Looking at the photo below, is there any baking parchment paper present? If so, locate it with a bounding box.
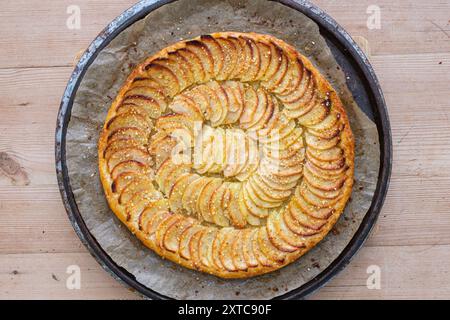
[66,0,380,299]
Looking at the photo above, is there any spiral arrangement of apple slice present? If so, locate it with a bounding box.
[98,32,354,278]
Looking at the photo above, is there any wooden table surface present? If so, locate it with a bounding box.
[1,0,449,300]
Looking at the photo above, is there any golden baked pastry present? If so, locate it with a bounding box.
[98,32,354,278]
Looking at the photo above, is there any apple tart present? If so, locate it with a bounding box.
[98,32,354,278]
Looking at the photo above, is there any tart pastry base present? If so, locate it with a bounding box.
[98,32,354,278]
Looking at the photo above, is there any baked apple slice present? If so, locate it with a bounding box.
[231,230,248,271]
[215,37,238,80]
[266,211,298,252]
[163,217,197,253]
[198,227,218,268]
[184,40,215,81]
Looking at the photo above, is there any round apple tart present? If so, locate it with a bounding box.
[98,32,354,278]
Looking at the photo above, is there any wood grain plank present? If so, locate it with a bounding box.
[1,0,449,69]
[1,0,449,299]
[2,244,449,299]
[0,252,137,299]
[312,244,450,299]
[0,0,136,69]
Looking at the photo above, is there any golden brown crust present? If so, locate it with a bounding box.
[98,32,354,279]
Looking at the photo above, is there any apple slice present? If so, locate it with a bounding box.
[123,86,167,116]
[271,55,300,94]
[261,117,296,144]
[261,41,282,82]
[151,58,189,92]
[211,228,227,270]
[241,229,259,267]
[247,90,275,132]
[306,152,345,171]
[198,227,218,268]
[182,176,212,216]
[129,77,162,91]
[189,227,206,269]
[224,183,247,228]
[199,84,222,125]
[277,66,309,103]
[300,183,341,208]
[138,198,169,229]
[200,35,224,78]
[185,40,214,82]
[145,63,180,97]
[282,206,319,237]
[241,88,267,130]
[305,159,348,182]
[282,71,314,106]
[163,217,196,253]
[184,87,210,115]
[219,228,238,272]
[107,147,151,172]
[307,146,343,162]
[242,183,270,216]
[167,51,195,86]
[176,48,206,83]
[252,173,292,201]
[257,168,297,192]
[126,190,163,228]
[297,100,330,126]
[231,230,248,271]
[295,185,337,218]
[111,172,140,194]
[179,225,204,260]
[261,47,288,91]
[229,36,250,80]
[119,176,155,205]
[222,82,244,124]
[235,136,259,181]
[162,160,191,193]
[155,214,183,250]
[169,95,203,121]
[197,178,222,223]
[140,210,171,238]
[116,103,156,121]
[288,196,327,230]
[284,92,318,120]
[303,162,347,189]
[215,37,238,80]
[240,37,261,82]
[266,211,298,252]
[307,121,344,140]
[107,127,148,146]
[305,132,340,150]
[240,86,258,125]
[155,113,195,135]
[168,173,199,213]
[206,81,228,126]
[155,158,190,194]
[237,189,262,226]
[309,113,341,134]
[257,227,286,263]
[148,134,178,168]
[111,160,149,180]
[104,139,146,160]
[255,41,271,80]
[277,68,314,104]
[247,176,284,206]
[209,183,231,227]
[275,209,306,248]
[106,111,150,133]
[223,129,244,177]
[275,57,303,96]
[250,228,276,267]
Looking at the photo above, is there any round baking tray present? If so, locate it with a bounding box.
[55,0,392,300]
